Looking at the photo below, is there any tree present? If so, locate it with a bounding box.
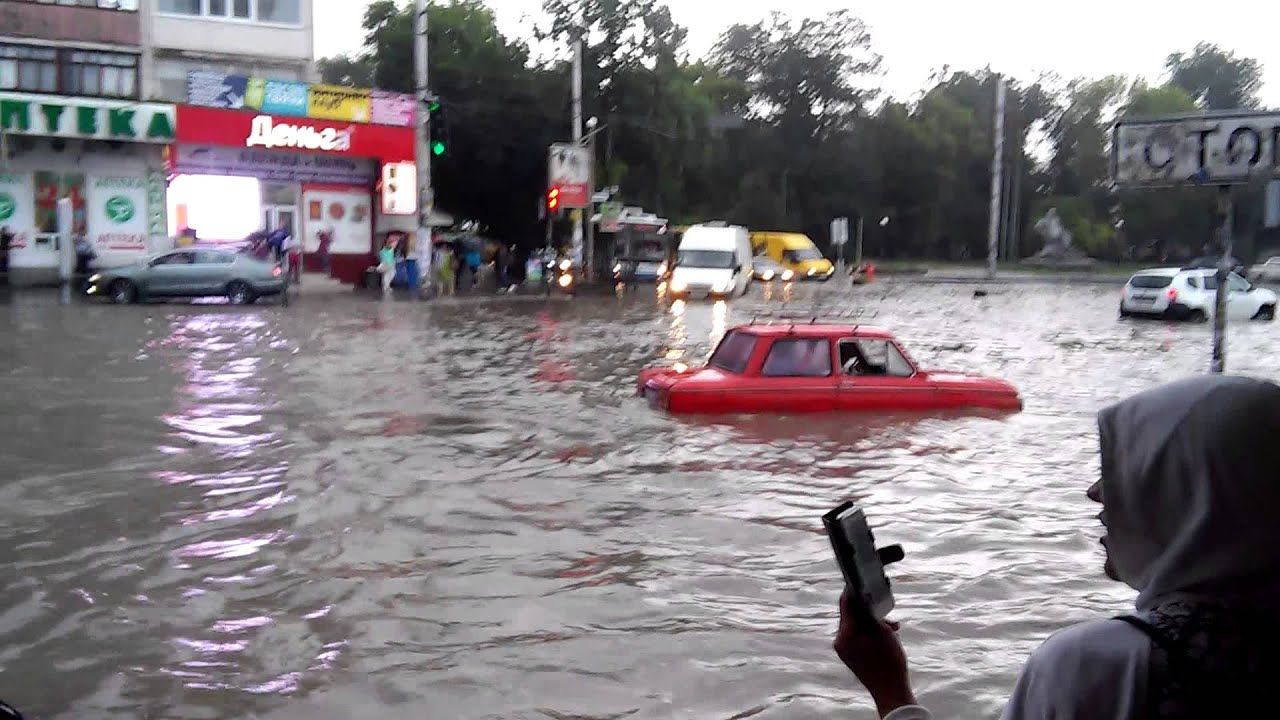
[1166,43,1263,110]
[320,1,564,246]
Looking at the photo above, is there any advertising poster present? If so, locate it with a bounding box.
[34,172,85,236]
[0,173,34,249]
[370,91,415,127]
[308,84,372,123]
[186,71,250,109]
[88,176,148,252]
[249,79,310,117]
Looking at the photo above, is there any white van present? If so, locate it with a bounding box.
[669,223,753,298]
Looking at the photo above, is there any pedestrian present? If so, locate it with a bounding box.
[465,243,482,291]
[284,230,303,283]
[378,236,397,296]
[2,225,15,277]
[317,228,333,273]
[436,243,455,297]
[74,235,96,276]
[268,225,289,262]
[832,375,1280,720]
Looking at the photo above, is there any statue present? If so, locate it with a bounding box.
[1023,207,1096,268]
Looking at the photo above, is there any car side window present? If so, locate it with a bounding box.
[1228,274,1250,292]
[196,251,234,265]
[761,339,831,377]
[1187,276,1200,289]
[846,340,914,378]
[153,252,195,266]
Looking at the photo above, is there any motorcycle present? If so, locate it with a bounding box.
[546,256,577,295]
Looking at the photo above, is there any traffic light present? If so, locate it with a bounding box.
[427,100,448,157]
[546,186,562,213]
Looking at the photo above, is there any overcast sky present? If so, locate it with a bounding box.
[315,0,1280,107]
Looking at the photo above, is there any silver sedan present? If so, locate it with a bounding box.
[87,249,286,305]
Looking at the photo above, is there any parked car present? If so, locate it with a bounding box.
[1120,267,1277,321]
[1249,256,1280,283]
[86,249,285,305]
[637,323,1022,415]
[752,256,793,282]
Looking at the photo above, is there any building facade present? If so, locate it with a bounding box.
[142,0,315,103]
[0,0,170,285]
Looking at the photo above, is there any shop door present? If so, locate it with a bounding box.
[263,206,297,239]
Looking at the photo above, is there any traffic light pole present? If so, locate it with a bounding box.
[414,0,434,250]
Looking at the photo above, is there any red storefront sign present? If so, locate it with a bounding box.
[175,105,415,163]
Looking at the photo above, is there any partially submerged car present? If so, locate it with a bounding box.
[638,323,1022,415]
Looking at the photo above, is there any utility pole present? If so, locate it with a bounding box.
[570,31,585,274]
[1211,187,1233,374]
[413,0,434,249]
[987,77,1005,280]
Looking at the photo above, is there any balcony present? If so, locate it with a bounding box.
[0,0,142,47]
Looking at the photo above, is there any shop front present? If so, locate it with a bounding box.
[0,92,174,285]
[171,105,416,285]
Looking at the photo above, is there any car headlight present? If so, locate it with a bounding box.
[613,263,623,274]
[671,278,687,292]
[782,270,794,281]
[808,267,817,276]
[559,259,572,272]
[761,270,775,281]
[88,273,102,283]
[558,273,574,288]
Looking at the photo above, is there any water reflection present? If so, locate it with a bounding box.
[5,285,1280,719]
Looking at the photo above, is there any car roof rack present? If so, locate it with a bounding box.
[747,310,867,326]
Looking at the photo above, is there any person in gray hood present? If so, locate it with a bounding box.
[834,375,1280,719]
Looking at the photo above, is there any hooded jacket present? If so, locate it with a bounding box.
[1001,375,1280,719]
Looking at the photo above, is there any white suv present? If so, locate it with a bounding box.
[1120,267,1277,322]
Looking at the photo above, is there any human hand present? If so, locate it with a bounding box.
[833,589,916,718]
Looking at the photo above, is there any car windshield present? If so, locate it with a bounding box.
[708,331,757,374]
[678,250,736,269]
[783,247,823,262]
[1129,274,1173,289]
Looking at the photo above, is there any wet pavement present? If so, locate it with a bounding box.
[2,281,1278,719]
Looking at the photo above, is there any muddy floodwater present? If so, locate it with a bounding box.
[2,282,1278,719]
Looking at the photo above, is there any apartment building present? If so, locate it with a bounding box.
[0,0,172,284]
[144,0,315,102]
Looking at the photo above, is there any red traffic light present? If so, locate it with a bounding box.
[546,186,561,211]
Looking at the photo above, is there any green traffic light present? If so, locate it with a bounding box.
[432,141,446,156]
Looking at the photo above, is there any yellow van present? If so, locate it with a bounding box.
[750,232,835,280]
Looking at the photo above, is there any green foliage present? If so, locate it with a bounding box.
[318,7,1269,261]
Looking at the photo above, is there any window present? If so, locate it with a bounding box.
[1129,274,1174,289]
[677,250,736,269]
[197,251,235,264]
[841,339,914,378]
[0,45,57,93]
[761,339,831,378]
[708,331,757,374]
[159,0,200,12]
[63,51,138,98]
[153,252,195,266]
[1229,274,1251,292]
[158,0,300,23]
[783,247,824,263]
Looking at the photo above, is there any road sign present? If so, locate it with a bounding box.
[1113,112,1280,188]
[548,143,590,208]
[830,217,849,246]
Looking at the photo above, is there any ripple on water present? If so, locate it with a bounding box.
[1,285,1277,719]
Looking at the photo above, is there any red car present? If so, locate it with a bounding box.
[637,324,1022,414]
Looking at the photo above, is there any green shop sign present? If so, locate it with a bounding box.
[0,92,175,144]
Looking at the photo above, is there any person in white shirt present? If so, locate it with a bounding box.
[833,375,1280,720]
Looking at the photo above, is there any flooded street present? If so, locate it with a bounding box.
[3,282,1278,719]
